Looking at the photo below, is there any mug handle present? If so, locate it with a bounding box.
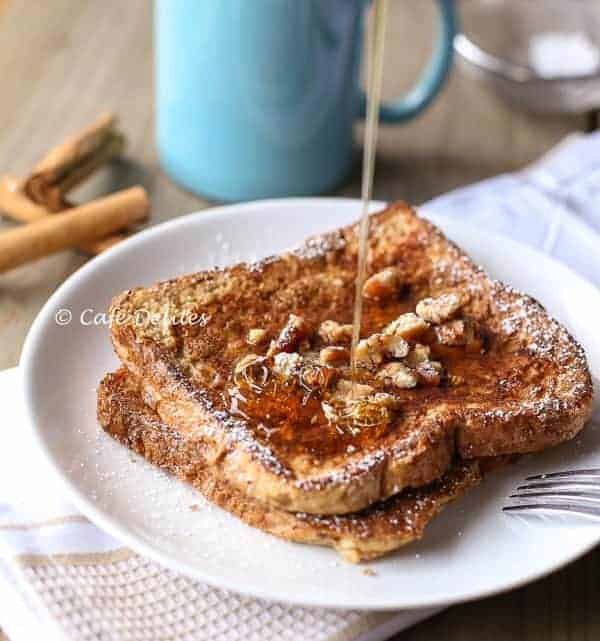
[358,0,457,123]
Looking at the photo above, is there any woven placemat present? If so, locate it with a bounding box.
[9,546,397,641]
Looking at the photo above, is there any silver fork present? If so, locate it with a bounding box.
[503,468,600,518]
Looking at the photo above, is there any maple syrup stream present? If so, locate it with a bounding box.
[350,0,389,387]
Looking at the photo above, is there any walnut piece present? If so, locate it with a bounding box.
[416,293,462,324]
[318,320,353,345]
[434,319,472,346]
[355,334,387,369]
[383,313,429,340]
[405,343,431,366]
[362,267,402,301]
[377,362,417,389]
[319,346,349,366]
[272,352,301,377]
[267,314,312,356]
[416,360,443,386]
[435,318,485,352]
[355,331,410,369]
[385,334,410,359]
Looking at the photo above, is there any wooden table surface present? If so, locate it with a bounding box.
[0,1,598,639]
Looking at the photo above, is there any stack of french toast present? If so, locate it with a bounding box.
[97,203,593,562]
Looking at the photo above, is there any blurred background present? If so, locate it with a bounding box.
[0,0,598,368]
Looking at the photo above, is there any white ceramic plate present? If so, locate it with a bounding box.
[21,198,600,611]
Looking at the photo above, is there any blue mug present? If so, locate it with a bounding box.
[155,0,456,202]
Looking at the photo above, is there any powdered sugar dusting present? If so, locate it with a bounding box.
[109,205,593,513]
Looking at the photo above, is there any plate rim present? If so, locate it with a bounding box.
[20,197,600,611]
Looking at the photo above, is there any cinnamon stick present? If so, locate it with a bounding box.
[0,186,148,274]
[0,174,124,254]
[24,111,125,211]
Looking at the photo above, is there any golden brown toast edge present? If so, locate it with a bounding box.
[108,202,594,516]
[97,369,483,563]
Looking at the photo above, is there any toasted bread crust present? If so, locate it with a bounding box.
[98,369,482,562]
[109,203,593,515]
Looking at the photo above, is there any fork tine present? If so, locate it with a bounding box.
[503,503,600,518]
[517,480,600,491]
[506,462,600,519]
[525,468,600,481]
[509,490,600,501]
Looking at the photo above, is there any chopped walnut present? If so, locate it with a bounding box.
[355,334,387,369]
[246,328,268,346]
[435,319,473,346]
[355,332,409,369]
[377,362,417,389]
[385,334,409,359]
[377,362,403,380]
[405,343,431,366]
[272,352,302,377]
[319,346,349,366]
[435,318,485,352]
[362,267,402,301]
[416,361,443,386]
[318,320,353,345]
[416,293,462,324]
[267,314,312,356]
[383,313,429,340]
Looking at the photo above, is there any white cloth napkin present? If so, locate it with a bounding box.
[1,131,599,641]
[422,132,600,287]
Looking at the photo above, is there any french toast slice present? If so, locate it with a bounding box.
[109,202,593,516]
[98,369,483,563]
